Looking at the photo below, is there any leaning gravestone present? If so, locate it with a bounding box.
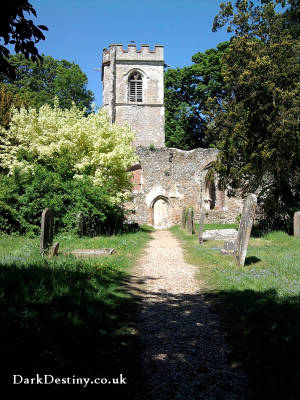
[198,209,206,244]
[40,208,54,254]
[293,211,300,238]
[234,194,257,266]
[181,206,186,229]
[186,207,195,234]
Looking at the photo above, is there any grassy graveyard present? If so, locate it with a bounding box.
[0,227,153,398]
[0,222,299,399]
[171,223,300,400]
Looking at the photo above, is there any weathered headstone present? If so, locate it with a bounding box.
[49,242,59,257]
[77,212,86,237]
[186,207,195,234]
[220,240,235,255]
[181,206,186,229]
[40,208,54,254]
[293,211,300,237]
[198,209,206,244]
[234,194,257,266]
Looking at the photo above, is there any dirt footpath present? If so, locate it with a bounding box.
[130,230,250,400]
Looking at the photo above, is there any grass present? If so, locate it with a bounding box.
[0,227,153,399]
[171,223,300,400]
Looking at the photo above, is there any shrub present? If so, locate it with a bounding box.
[0,165,125,235]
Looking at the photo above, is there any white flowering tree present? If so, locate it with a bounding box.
[0,101,137,203]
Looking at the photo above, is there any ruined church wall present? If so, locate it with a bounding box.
[125,147,215,226]
[125,147,244,227]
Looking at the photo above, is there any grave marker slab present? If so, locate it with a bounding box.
[202,229,237,241]
[77,212,86,237]
[234,194,257,266]
[186,208,195,234]
[49,242,59,257]
[181,207,186,229]
[40,208,54,254]
[293,211,300,238]
[71,248,115,257]
[198,210,206,244]
[220,240,235,255]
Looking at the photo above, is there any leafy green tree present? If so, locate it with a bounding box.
[0,54,94,112]
[0,84,28,173]
[0,0,48,78]
[0,83,27,129]
[164,42,229,150]
[208,0,300,230]
[0,101,137,204]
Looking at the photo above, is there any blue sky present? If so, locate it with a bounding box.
[29,0,231,107]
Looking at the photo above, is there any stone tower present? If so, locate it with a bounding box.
[102,43,165,147]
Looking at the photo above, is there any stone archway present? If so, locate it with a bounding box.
[152,196,169,229]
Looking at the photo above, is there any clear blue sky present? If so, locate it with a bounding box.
[30,0,231,107]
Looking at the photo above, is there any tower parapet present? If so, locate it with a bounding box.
[102,43,165,147]
[103,44,164,62]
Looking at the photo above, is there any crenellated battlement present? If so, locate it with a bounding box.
[102,43,164,62]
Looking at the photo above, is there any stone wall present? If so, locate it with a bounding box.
[115,105,164,147]
[125,146,243,228]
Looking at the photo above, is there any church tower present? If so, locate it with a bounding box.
[102,43,165,147]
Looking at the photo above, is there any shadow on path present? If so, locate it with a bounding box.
[0,261,298,399]
[128,274,251,400]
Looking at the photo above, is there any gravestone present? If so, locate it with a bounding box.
[220,240,235,255]
[234,194,257,266]
[71,248,115,257]
[186,208,195,234]
[198,209,206,244]
[293,211,300,237]
[181,206,186,229]
[202,229,238,241]
[77,212,86,237]
[40,208,54,254]
[49,242,59,257]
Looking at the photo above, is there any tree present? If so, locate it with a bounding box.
[0,101,137,204]
[0,83,27,129]
[0,0,48,79]
[208,0,300,230]
[0,54,94,112]
[164,42,229,150]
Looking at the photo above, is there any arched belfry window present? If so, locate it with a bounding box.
[128,72,143,103]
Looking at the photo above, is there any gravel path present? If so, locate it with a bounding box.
[130,230,250,400]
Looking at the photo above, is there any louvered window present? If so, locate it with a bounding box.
[129,72,143,102]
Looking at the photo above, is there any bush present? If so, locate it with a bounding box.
[0,165,125,235]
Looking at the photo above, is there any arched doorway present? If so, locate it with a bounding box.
[204,177,216,210]
[203,168,225,211]
[152,196,169,229]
